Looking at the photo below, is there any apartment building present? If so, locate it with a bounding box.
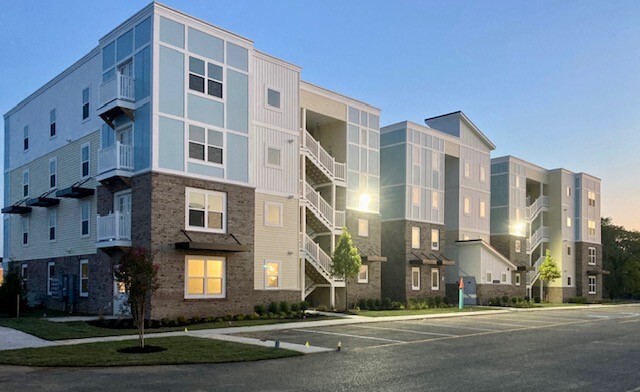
[3,3,382,317]
[490,156,604,302]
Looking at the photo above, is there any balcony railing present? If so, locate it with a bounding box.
[525,195,549,221]
[98,142,134,175]
[303,234,332,277]
[526,226,549,252]
[304,130,346,182]
[100,74,135,106]
[335,210,345,229]
[97,211,131,243]
[304,181,334,228]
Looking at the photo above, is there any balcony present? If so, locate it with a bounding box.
[96,142,134,185]
[525,195,549,221]
[303,130,346,184]
[98,74,135,128]
[526,226,549,253]
[96,212,131,248]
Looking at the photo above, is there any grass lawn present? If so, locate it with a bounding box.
[355,306,494,317]
[531,302,591,308]
[0,316,332,341]
[0,336,300,367]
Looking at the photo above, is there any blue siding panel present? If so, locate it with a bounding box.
[187,94,223,127]
[187,162,224,178]
[158,116,184,171]
[226,134,248,183]
[188,27,223,63]
[226,70,248,133]
[159,16,184,48]
[134,46,151,101]
[159,46,184,117]
[134,103,151,171]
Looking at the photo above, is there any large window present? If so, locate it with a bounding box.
[431,229,440,250]
[82,88,90,120]
[588,220,596,236]
[588,191,596,207]
[266,87,281,110]
[479,165,486,182]
[188,56,223,99]
[79,259,89,297]
[81,143,90,178]
[49,157,57,189]
[412,186,420,206]
[358,265,369,284]
[566,217,572,228]
[588,247,596,265]
[411,267,420,290]
[479,200,486,219]
[432,192,438,208]
[265,261,280,288]
[185,256,225,298]
[186,188,226,232]
[588,276,596,294]
[47,262,56,296]
[411,226,420,249]
[431,268,439,290]
[50,109,56,138]
[188,125,223,165]
[48,209,57,242]
[81,201,90,237]
[358,219,369,237]
[264,202,282,227]
[22,170,29,197]
[464,161,471,179]
[464,197,471,215]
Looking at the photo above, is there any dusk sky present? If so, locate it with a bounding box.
[1,0,639,230]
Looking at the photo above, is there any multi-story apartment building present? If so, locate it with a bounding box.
[490,156,604,301]
[2,3,382,317]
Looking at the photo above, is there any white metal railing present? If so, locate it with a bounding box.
[304,182,334,228]
[526,195,549,221]
[527,226,549,252]
[97,212,131,242]
[100,74,135,106]
[335,210,345,229]
[304,130,346,182]
[98,142,134,174]
[304,234,332,276]
[527,255,545,285]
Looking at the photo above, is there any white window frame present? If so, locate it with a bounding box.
[22,217,29,246]
[187,124,224,166]
[501,273,507,283]
[23,125,29,151]
[588,276,596,294]
[566,186,572,197]
[264,260,280,289]
[464,197,471,215]
[82,87,91,121]
[411,226,420,249]
[264,201,283,227]
[184,256,226,299]
[22,169,29,198]
[21,263,28,286]
[588,220,596,236]
[567,276,572,286]
[411,267,420,291]
[81,201,91,237]
[515,240,521,253]
[430,268,439,291]
[265,145,282,169]
[358,218,369,237]
[486,271,493,283]
[265,85,282,112]
[431,228,439,250]
[464,160,471,179]
[479,165,486,182]
[81,142,91,178]
[47,261,55,296]
[566,217,572,228]
[588,247,596,265]
[432,191,438,208]
[49,157,58,190]
[79,259,89,297]
[48,209,57,242]
[567,245,571,256]
[358,264,369,284]
[185,188,227,233]
[49,108,57,139]
[187,55,224,101]
[479,200,486,219]
[515,273,521,286]
[412,186,420,206]
[588,191,596,207]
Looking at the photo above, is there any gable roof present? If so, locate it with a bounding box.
[425,111,496,150]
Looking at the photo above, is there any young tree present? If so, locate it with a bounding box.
[538,249,561,302]
[114,248,159,348]
[0,271,28,317]
[331,229,361,311]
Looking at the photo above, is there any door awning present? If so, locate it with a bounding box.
[174,242,250,252]
[56,186,95,199]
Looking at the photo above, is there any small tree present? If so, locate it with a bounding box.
[115,248,159,348]
[0,271,28,317]
[538,249,561,302]
[331,229,361,311]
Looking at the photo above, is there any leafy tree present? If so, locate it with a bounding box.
[115,248,159,348]
[538,249,561,302]
[622,256,640,298]
[0,271,28,317]
[331,229,361,310]
[602,217,640,298]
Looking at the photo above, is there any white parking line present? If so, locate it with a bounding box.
[451,319,533,328]
[399,321,501,332]
[291,329,405,343]
[353,325,457,337]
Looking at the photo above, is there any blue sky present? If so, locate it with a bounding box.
[1,0,639,230]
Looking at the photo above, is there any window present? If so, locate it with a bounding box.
[266,87,281,110]
[79,259,89,297]
[411,227,420,249]
[567,246,571,256]
[515,240,521,253]
[431,229,439,250]
[567,276,572,286]
[265,261,280,288]
[189,56,223,98]
[47,262,56,296]
[566,217,572,228]
[23,126,29,151]
[411,267,420,290]
[264,202,282,227]
[186,188,226,232]
[49,109,56,138]
[21,264,28,287]
[81,143,90,178]
[501,273,507,283]
[185,256,225,298]
[358,219,369,237]
[588,220,596,236]
[22,217,29,246]
[588,247,596,265]
[479,200,486,218]
[431,268,439,290]
[48,209,57,242]
[432,192,438,208]
[464,161,471,179]
[515,176,520,188]
[358,265,369,283]
[566,186,572,197]
[486,272,493,283]
[266,146,281,168]
[515,273,521,286]
[412,186,420,205]
[49,157,57,189]
[479,165,486,182]
[22,170,29,198]
[81,201,90,236]
[588,191,596,207]
[588,276,596,294]
[82,88,90,120]
[188,125,223,165]
[464,197,471,215]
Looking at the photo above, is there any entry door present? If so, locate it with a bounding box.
[463,277,477,305]
[113,266,131,316]
[115,192,131,239]
[116,125,132,146]
[118,60,133,77]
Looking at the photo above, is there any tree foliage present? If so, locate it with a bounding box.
[0,272,28,317]
[603,217,640,298]
[331,229,362,280]
[114,248,159,348]
[539,249,561,284]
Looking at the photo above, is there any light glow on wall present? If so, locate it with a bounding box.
[359,193,371,211]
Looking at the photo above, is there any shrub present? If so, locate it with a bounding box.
[316,304,328,312]
[191,316,202,324]
[426,297,436,309]
[234,314,245,321]
[382,297,392,310]
[358,298,368,310]
[279,301,290,314]
[254,304,266,315]
[203,317,216,323]
[501,295,510,305]
[160,318,172,327]
[374,299,382,310]
[366,298,376,310]
[434,296,443,307]
[534,296,541,303]
[223,314,235,321]
[568,296,587,304]
[176,316,187,325]
[268,302,279,314]
[300,301,310,311]
[391,301,404,310]
[290,302,300,312]
[0,272,28,317]
[493,297,502,306]
[248,313,260,320]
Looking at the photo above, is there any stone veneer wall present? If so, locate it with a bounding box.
[490,234,529,267]
[346,210,383,303]
[575,242,603,301]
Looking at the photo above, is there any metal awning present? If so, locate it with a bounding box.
[1,205,32,214]
[56,186,95,199]
[26,196,60,208]
[409,252,455,266]
[362,255,387,262]
[175,242,250,252]
[587,268,611,275]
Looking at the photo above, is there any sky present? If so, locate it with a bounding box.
[1,0,639,231]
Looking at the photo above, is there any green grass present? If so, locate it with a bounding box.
[531,302,590,308]
[0,316,332,341]
[0,336,300,367]
[355,306,493,317]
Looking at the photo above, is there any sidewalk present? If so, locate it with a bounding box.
[2,303,636,353]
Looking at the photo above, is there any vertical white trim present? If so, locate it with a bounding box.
[411,266,420,290]
[79,259,89,297]
[430,268,439,290]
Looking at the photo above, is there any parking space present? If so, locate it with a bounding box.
[234,305,640,352]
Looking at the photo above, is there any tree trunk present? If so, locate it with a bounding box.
[139,301,145,348]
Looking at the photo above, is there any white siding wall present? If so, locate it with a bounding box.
[252,54,299,132]
[576,174,601,244]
